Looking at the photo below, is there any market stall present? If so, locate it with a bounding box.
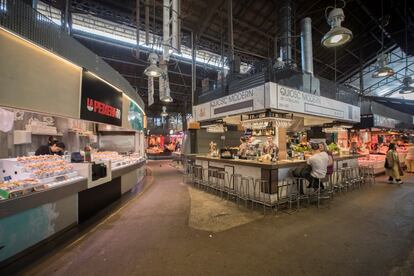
[0,26,146,265]
[192,83,361,200]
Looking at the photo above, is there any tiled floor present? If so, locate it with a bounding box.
[9,161,414,275]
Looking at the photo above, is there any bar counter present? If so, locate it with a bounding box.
[194,154,363,201]
[195,154,363,169]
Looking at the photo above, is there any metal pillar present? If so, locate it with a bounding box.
[191,31,196,115]
[227,0,234,65]
[135,0,140,57]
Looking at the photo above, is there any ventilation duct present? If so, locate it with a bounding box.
[300,17,313,76]
[300,17,320,95]
[278,0,294,66]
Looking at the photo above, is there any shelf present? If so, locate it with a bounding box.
[31,133,63,136]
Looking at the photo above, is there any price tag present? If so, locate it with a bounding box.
[55,175,68,182]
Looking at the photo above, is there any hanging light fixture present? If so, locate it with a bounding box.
[144,53,163,77]
[321,4,353,48]
[399,77,414,94]
[161,106,168,117]
[372,0,395,78]
[372,53,395,78]
[399,0,414,94]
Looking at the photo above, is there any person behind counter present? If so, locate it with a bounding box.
[263,136,279,157]
[35,141,66,156]
[238,137,248,158]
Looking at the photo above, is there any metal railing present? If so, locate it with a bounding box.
[196,59,360,107]
[0,0,145,109]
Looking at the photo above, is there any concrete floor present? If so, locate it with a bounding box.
[11,161,414,275]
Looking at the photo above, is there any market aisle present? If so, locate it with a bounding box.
[16,161,414,276]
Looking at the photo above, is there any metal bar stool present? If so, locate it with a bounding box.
[254,179,273,215]
[193,165,204,189]
[217,170,229,199]
[183,163,195,185]
[207,168,219,194]
[276,178,293,211]
[239,176,253,209]
[228,174,242,201]
[289,177,310,210]
[308,178,331,209]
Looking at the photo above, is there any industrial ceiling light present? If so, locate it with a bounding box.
[399,77,414,94]
[372,53,395,78]
[398,0,414,95]
[321,6,353,48]
[372,0,395,78]
[144,53,163,78]
[161,106,168,117]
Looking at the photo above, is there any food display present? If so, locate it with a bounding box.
[146,146,164,154]
[0,178,43,199]
[92,151,144,169]
[0,155,80,200]
[358,154,386,174]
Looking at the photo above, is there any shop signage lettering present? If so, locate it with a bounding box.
[211,89,254,108]
[279,86,322,105]
[81,71,123,126]
[276,85,359,122]
[86,98,121,119]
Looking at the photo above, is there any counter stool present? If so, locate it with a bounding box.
[239,176,253,209]
[340,167,353,192]
[289,178,310,210]
[193,165,204,189]
[311,178,331,209]
[217,171,229,199]
[331,170,344,195]
[228,174,242,201]
[276,178,293,211]
[253,179,273,215]
[207,168,219,194]
[362,165,376,186]
[183,163,195,185]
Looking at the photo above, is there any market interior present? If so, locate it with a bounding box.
[1,0,414,275]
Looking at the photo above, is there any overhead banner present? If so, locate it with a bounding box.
[148,77,154,106]
[193,83,360,123]
[275,84,360,122]
[193,85,265,121]
[80,71,123,126]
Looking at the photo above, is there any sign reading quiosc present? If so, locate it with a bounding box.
[80,71,123,126]
[276,85,360,122]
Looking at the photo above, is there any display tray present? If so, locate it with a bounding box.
[0,176,87,219]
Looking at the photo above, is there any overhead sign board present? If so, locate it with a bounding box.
[80,71,123,126]
[193,82,360,123]
[193,85,265,121]
[275,85,360,122]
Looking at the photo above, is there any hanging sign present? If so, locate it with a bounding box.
[193,85,265,121]
[276,85,360,122]
[80,71,123,126]
[148,76,154,106]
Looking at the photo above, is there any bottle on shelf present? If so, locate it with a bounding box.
[84,145,91,162]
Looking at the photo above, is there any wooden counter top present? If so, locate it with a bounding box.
[195,156,306,169]
[195,154,363,169]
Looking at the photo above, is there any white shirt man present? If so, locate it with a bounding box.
[307,150,329,179]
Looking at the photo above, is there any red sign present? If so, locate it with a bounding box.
[86,98,121,119]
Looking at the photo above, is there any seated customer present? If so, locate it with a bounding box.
[305,143,329,190]
[35,141,66,156]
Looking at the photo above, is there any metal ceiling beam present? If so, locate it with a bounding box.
[195,0,224,40]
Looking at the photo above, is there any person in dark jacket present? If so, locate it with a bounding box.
[35,141,66,156]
